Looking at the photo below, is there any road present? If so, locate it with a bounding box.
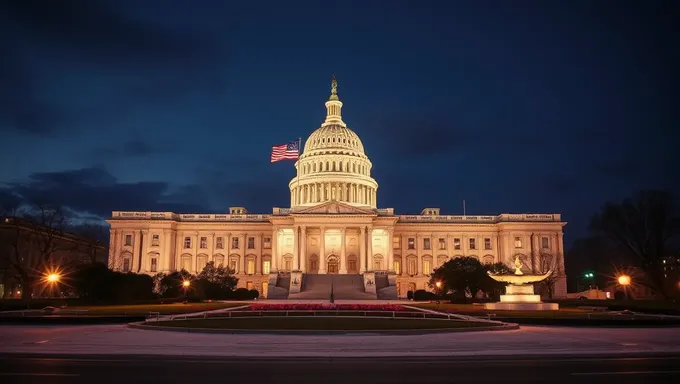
[2,323,680,357]
[1,354,679,383]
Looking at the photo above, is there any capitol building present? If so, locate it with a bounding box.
[107,79,567,299]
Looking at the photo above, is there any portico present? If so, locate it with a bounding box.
[269,201,397,275]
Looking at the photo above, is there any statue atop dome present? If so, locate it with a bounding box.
[329,74,339,100]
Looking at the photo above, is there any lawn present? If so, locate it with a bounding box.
[150,317,496,330]
[63,302,246,316]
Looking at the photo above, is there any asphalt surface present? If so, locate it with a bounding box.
[1,354,679,383]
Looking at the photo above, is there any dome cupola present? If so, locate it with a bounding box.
[289,76,378,209]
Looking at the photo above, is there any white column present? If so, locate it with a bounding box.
[163,229,172,272]
[367,226,374,271]
[319,226,326,274]
[531,232,540,273]
[359,226,366,273]
[339,228,347,274]
[387,228,394,272]
[416,233,422,276]
[193,231,199,273]
[256,232,262,274]
[293,225,299,270]
[300,226,307,272]
[175,231,183,271]
[271,227,278,272]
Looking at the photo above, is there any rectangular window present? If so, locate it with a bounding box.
[484,237,492,250]
[394,260,401,275]
[231,237,239,249]
[438,238,446,250]
[469,238,476,250]
[247,237,255,249]
[124,234,132,246]
[423,259,431,274]
[122,258,131,272]
[247,259,255,274]
[454,238,461,250]
[407,238,415,250]
[246,281,253,290]
[182,257,191,271]
[229,260,237,272]
[263,237,271,249]
[151,234,159,246]
[514,236,523,248]
[216,237,224,249]
[150,258,157,272]
[423,238,431,250]
[184,237,191,248]
[263,260,271,274]
[200,237,207,248]
[393,236,400,249]
[541,236,550,249]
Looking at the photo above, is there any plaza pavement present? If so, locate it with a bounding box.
[2,322,680,357]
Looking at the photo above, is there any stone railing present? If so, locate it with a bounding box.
[272,207,291,215]
[111,211,271,222]
[397,213,561,223]
[375,208,394,216]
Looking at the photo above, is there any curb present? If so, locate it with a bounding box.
[127,320,520,335]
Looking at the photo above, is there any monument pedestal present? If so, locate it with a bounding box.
[484,283,559,311]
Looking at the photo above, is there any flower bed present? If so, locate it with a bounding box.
[249,304,406,311]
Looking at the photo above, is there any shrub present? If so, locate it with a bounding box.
[233,288,251,300]
[248,289,260,300]
[413,289,432,301]
[406,290,414,300]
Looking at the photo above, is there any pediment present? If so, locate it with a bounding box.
[294,201,374,215]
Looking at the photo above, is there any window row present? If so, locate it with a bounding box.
[392,236,552,251]
[122,234,272,249]
[300,159,369,176]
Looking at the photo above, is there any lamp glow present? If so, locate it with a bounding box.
[617,275,631,286]
[47,273,61,283]
[182,280,190,288]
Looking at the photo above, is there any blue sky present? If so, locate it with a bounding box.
[0,0,676,246]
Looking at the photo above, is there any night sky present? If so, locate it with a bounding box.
[1,0,677,247]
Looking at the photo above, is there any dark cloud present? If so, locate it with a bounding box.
[0,0,225,135]
[366,115,481,159]
[91,140,181,159]
[0,167,211,219]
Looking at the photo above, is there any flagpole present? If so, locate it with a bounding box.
[295,137,301,205]
[463,199,466,216]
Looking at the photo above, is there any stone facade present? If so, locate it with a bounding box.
[106,78,568,298]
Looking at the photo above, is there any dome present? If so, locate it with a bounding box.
[289,76,379,210]
[303,123,365,156]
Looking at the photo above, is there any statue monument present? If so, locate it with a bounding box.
[484,255,559,310]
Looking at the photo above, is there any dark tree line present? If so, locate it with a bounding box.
[589,190,679,299]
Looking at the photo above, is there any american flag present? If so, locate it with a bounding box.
[270,139,300,163]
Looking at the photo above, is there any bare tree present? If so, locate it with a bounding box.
[71,223,109,264]
[1,202,73,299]
[534,252,559,299]
[589,190,680,299]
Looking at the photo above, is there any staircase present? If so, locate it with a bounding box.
[375,273,397,300]
[288,274,377,300]
[266,273,290,299]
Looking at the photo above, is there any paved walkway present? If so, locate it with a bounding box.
[2,323,679,357]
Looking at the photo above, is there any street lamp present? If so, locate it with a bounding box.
[182,280,191,288]
[617,274,631,300]
[46,273,61,283]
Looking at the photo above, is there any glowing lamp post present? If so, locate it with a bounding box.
[617,274,631,300]
[182,280,190,299]
[47,273,61,283]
